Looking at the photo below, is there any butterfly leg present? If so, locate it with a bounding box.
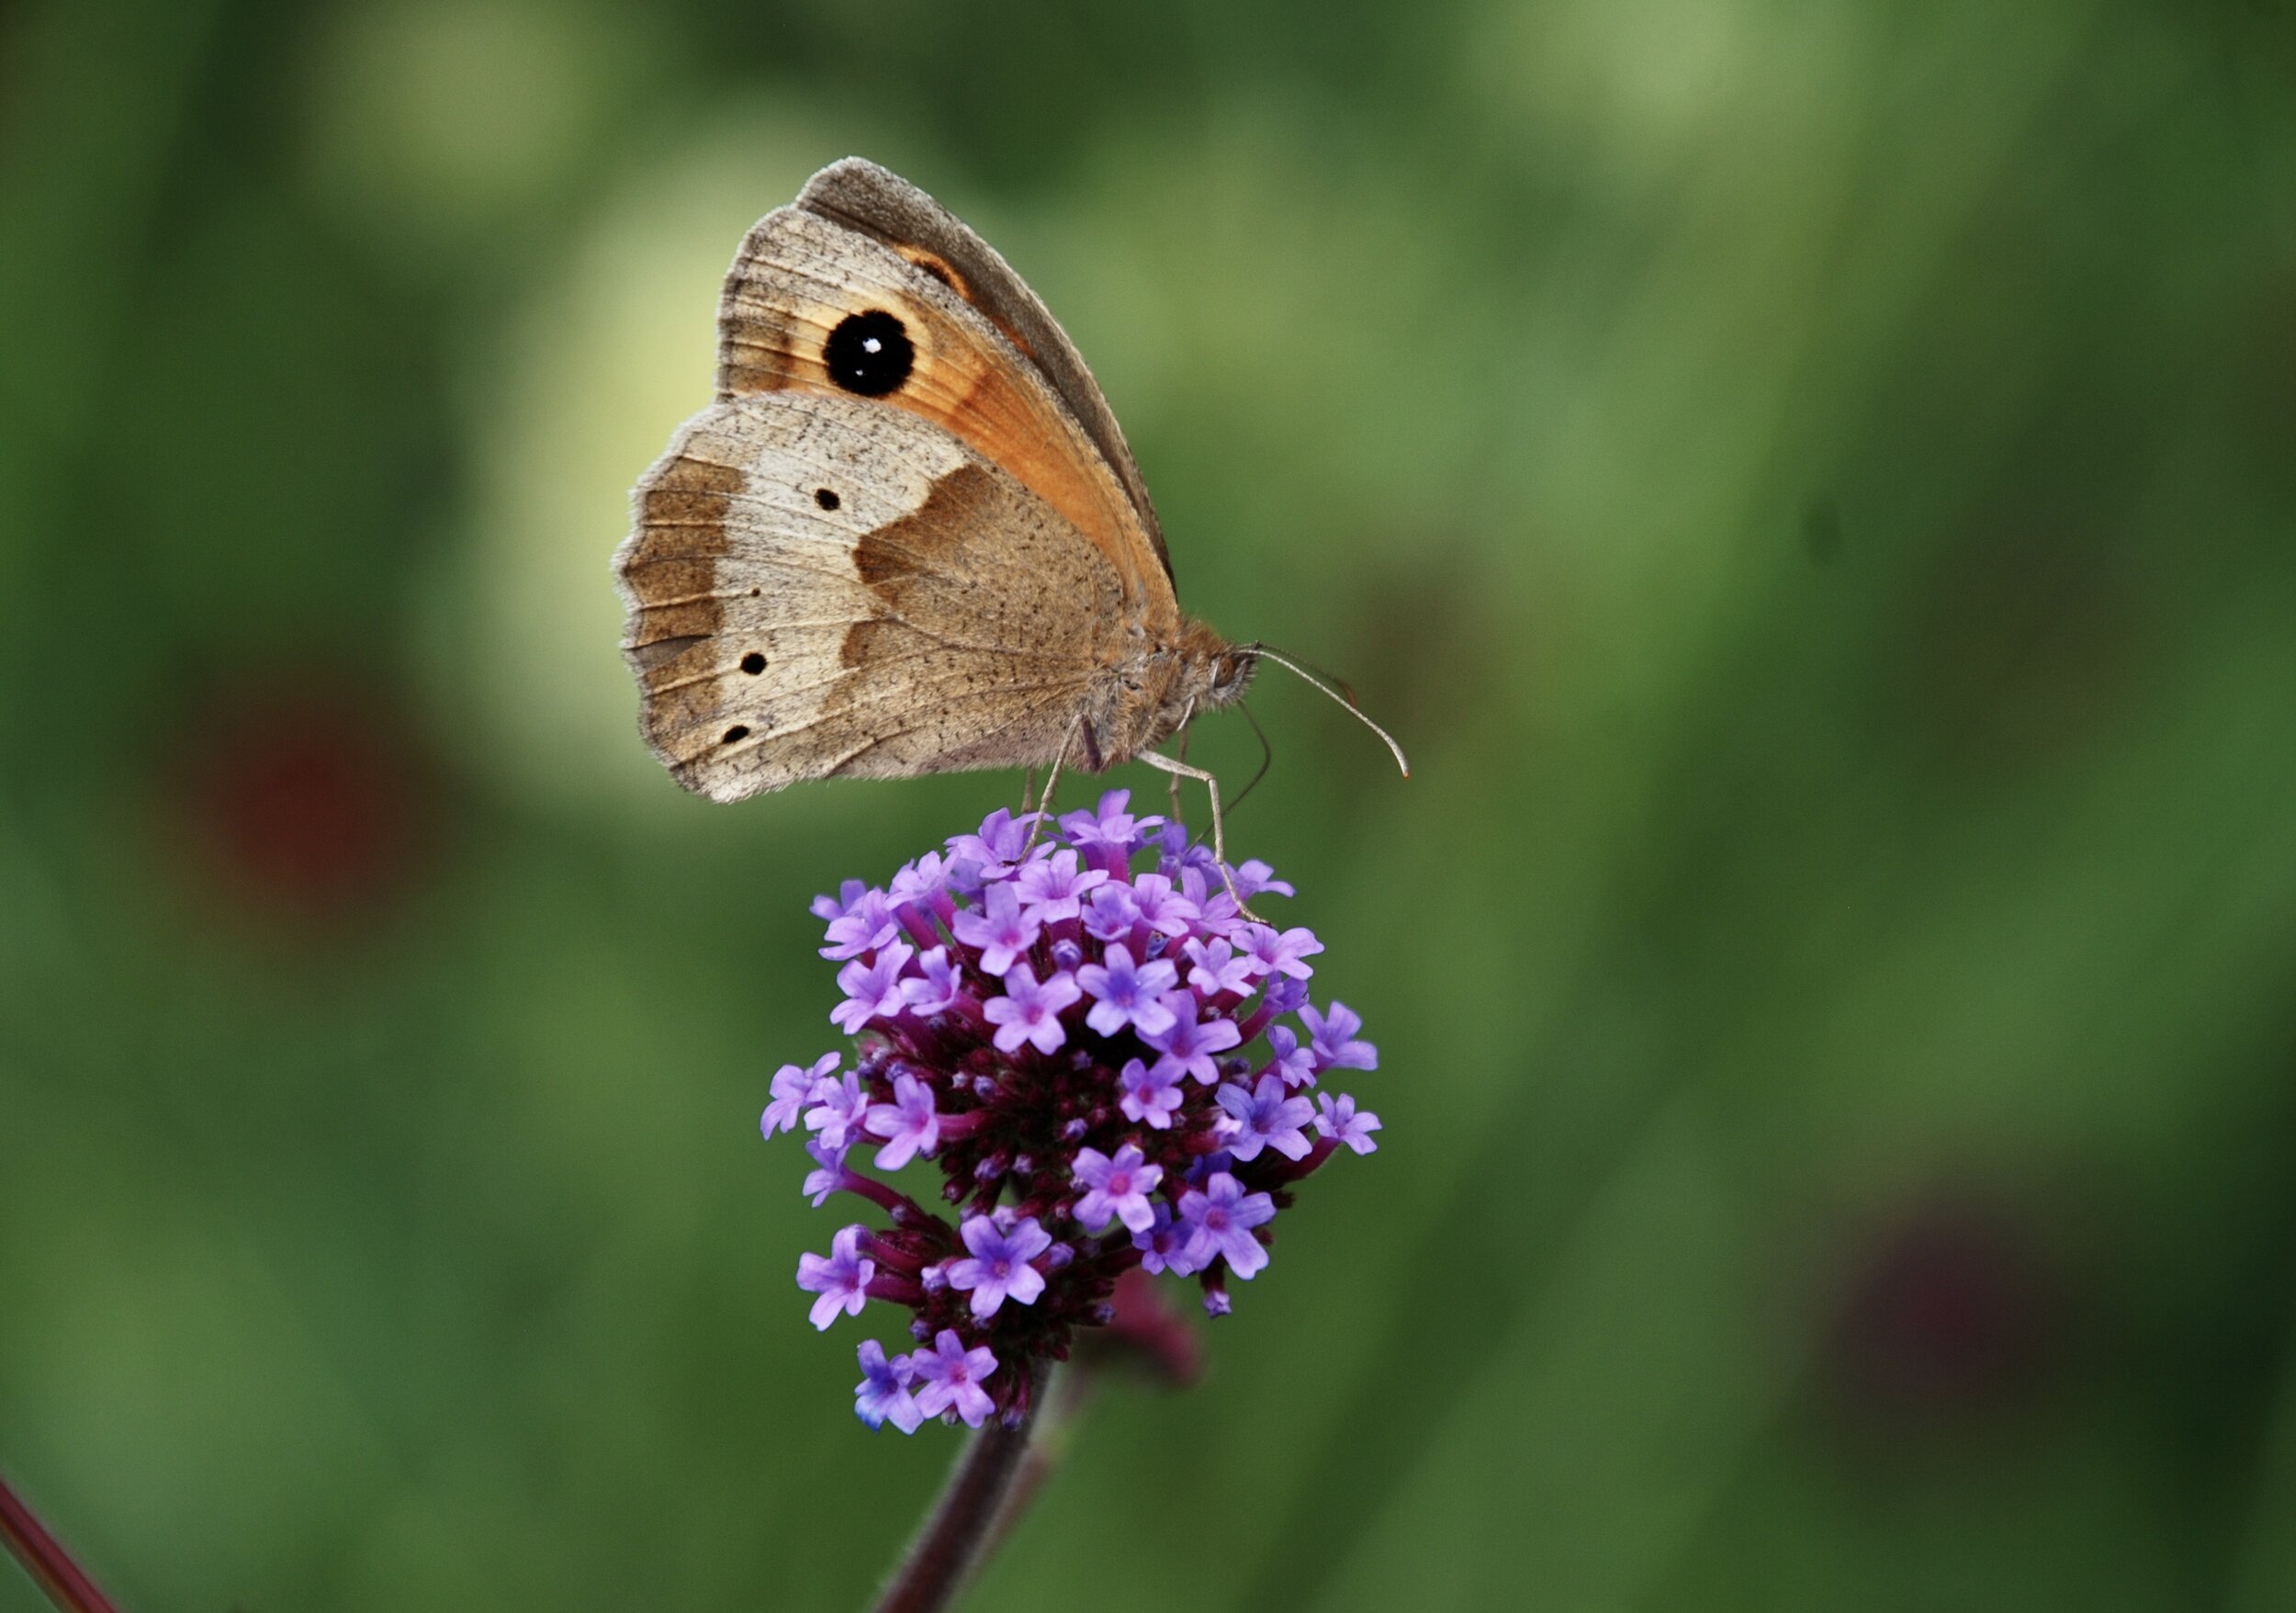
[1167,720,1190,825]
[1023,722,1080,855]
[1135,749,1261,922]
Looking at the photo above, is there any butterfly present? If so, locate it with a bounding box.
[613,158,1402,868]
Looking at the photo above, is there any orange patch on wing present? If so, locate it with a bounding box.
[895,244,970,299]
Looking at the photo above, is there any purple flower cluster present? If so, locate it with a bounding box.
[768,793,1383,1432]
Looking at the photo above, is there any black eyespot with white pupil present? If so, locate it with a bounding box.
[823,310,912,397]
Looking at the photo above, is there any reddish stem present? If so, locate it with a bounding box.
[977,1364,1093,1562]
[871,1360,1051,1613]
[837,1170,945,1233]
[0,1472,119,1613]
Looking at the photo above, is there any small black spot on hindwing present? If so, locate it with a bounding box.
[740,652,767,674]
[815,487,840,511]
[823,310,912,397]
[723,724,750,743]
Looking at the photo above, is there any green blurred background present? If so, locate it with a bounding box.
[6,0,2296,1607]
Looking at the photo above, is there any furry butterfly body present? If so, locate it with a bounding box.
[614,157,1254,803]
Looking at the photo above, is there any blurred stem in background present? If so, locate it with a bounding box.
[0,1473,118,1613]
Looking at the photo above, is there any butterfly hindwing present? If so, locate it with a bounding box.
[614,392,1123,801]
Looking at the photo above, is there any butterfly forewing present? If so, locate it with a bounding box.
[793,158,1171,581]
[715,201,1173,611]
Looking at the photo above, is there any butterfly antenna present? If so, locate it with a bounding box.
[1229,700,1276,813]
[1249,645,1411,778]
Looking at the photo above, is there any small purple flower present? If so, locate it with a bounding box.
[1183,1148,1235,1187]
[1232,859,1295,900]
[1300,1000,1378,1072]
[887,852,952,908]
[801,1139,847,1206]
[804,1072,870,1151]
[1127,873,1201,938]
[1315,1092,1381,1156]
[796,1224,875,1330]
[763,1052,839,1136]
[1079,883,1142,941]
[1265,1024,1316,1088]
[854,1338,922,1433]
[821,886,900,960]
[985,963,1082,1056]
[1061,789,1162,854]
[912,1329,999,1427]
[1215,1074,1314,1162]
[812,878,867,924]
[1263,976,1311,1019]
[1071,1144,1165,1233]
[1075,942,1179,1037]
[832,940,913,1033]
[1115,1055,1185,1129]
[1141,992,1243,1086]
[1012,848,1108,923]
[1183,937,1257,998]
[945,809,1046,880]
[1179,1171,1276,1280]
[1235,923,1322,981]
[1154,821,1220,878]
[946,1213,1052,1318]
[1178,866,1243,937]
[863,1073,940,1169]
[1131,1201,1198,1276]
[951,881,1041,976]
[1061,790,1157,854]
[899,946,963,1015]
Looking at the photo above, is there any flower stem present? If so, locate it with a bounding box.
[977,1360,1093,1561]
[0,1472,120,1613]
[871,1360,1052,1613]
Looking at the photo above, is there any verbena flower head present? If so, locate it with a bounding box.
[767,792,1383,1433]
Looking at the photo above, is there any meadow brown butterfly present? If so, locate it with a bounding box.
[613,158,1403,863]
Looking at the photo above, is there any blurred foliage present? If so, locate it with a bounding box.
[5,0,2296,1608]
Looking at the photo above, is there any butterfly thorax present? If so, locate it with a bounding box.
[1086,617,1255,771]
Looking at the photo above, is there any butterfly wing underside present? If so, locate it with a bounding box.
[614,392,1128,802]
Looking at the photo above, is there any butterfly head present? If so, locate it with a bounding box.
[1204,637,1260,711]
[1168,619,1258,722]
